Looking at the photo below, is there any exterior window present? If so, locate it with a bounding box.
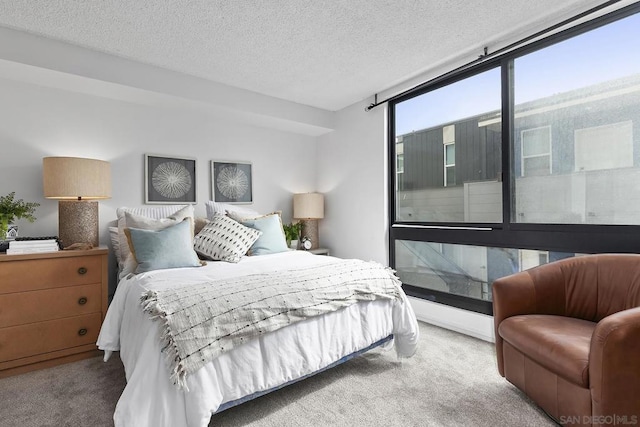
[444,144,455,186]
[519,249,549,271]
[574,121,633,172]
[390,8,640,315]
[512,13,640,226]
[395,240,572,302]
[394,68,502,223]
[521,126,551,177]
[444,125,456,186]
[396,136,405,191]
[397,154,404,173]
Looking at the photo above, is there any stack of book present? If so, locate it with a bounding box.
[6,239,60,255]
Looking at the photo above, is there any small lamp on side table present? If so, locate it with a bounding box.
[293,192,324,250]
[43,157,111,248]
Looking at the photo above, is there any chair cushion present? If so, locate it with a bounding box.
[498,314,595,387]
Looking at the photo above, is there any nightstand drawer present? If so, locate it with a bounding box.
[0,313,101,363]
[0,255,103,294]
[0,284,102,328]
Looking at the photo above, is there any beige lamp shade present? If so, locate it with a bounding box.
[42,157,111,248]
[293,192,324,250]
[43,157,111,200]
[293,193,324,219]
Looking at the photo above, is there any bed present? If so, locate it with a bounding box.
[98,205,419,427]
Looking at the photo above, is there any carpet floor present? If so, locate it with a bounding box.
[0,322,555,427]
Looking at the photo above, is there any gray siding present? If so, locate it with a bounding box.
[399,116,501,190]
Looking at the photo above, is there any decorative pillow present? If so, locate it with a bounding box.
[115,205,189,266]
[205,201,260,221]
[194,216,209,235]
[124,218,202,274]
[116,205,194,273]
[124,210,195,235]
[238,212,289,256]
[194,215,262,262]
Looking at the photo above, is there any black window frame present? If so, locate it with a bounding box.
[388,3,640,315]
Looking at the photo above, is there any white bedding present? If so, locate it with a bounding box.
[97,251,419,427]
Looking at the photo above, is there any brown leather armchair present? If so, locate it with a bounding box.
[492,254,640,427]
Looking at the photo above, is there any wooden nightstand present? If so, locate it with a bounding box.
[0,248,108,378]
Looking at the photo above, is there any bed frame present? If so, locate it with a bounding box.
[213,334,394,414]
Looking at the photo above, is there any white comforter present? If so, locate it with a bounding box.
[97,251,419,427]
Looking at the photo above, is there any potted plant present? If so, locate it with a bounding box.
[283,222,302,249]
[0,192,39,241]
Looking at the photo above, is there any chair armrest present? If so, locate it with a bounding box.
[492,271,536,321]
[492,260,575,376]
[492,271,536,376]
[590,306,640,418]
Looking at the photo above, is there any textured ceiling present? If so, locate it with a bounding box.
[0,0,618,111]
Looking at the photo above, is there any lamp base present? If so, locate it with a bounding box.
[300,219,319,250]
[59,200,99,248]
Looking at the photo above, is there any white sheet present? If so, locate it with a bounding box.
[97,251,419,427]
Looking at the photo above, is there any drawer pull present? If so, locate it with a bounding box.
[78,328,88,336]
[78,267,88,275]
[78,297,88,305]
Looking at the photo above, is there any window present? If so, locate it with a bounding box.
[395,240,573,305]
[394,68,502,223]
[390,6,640,314]
[395,240,491,302]
[512,15,640,226]
[519,249,549,271]
[443,125,456,186]
[521,126,551,177]
[396,136,405,190]
[574,121,633,172]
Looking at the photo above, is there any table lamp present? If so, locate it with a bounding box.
[293,192,324,250]
[43,157,111,248]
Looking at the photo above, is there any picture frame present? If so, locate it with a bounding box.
[211,160,253,204]
[145,154,197,204]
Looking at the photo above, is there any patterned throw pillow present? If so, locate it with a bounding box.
[194,215,262,262]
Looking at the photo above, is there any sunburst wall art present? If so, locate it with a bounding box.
[145,154,196,204]
[211,160,252,204]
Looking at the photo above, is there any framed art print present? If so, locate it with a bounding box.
[211,160,252,204]
[145,154,196,204]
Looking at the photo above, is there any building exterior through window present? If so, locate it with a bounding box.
[389,7,640,313]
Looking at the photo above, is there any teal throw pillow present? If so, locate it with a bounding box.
[240,213,289,255]
[125,218,202,274]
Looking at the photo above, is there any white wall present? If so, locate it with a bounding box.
[0,26,329,253]
[409,297,495,342]
[316,102,388,263]
[0,78,318,235]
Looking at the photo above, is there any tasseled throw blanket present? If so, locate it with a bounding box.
[140,259,402,389]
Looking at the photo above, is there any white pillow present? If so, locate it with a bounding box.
[205,201,260,220]
[116,205,194,277]
[193,215,262,263]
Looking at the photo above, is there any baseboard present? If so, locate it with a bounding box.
[408,296,495,343]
